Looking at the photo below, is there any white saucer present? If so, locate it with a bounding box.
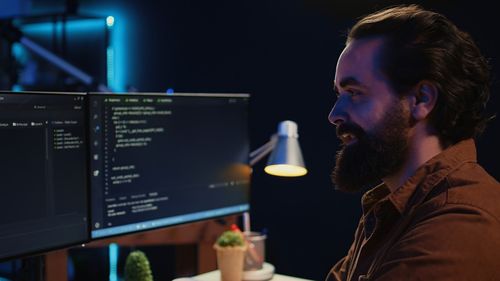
[243,263,275,281]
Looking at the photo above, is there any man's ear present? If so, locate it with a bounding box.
[409,81,438,121]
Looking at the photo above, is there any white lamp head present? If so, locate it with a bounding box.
[264,120,307,177]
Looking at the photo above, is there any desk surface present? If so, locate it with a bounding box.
[193,270,314,281]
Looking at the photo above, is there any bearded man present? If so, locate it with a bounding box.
[327,5,500,281]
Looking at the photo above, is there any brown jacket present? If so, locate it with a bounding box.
[327,139,500,281]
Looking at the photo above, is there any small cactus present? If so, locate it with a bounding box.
[216,230,245,247]
[124,250,154,281]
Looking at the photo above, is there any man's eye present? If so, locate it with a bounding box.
[347,89,361,96]
[335,89,361,99]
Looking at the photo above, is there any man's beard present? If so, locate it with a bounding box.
[331,101,411,193]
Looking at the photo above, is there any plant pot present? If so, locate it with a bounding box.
[213,244,248,281]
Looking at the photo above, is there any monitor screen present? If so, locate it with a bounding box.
[0,91,89,261]
[89,93,250,239]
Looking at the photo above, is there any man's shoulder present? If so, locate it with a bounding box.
[446,162,500,200]
[426,161,500,220]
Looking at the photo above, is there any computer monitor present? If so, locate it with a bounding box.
[89,93,250,239]
[0,91,89,261]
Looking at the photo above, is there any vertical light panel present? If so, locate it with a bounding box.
[106,16,115,91]
[108,243,119,281]
[79,5,128,92]
[104,12,126,92]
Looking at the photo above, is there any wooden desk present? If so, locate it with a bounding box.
[45,216,237,281]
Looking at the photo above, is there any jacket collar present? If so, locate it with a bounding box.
[388,139,477,214]
[361,139,477,215]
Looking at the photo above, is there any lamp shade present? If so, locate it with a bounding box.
[264,121,307,177]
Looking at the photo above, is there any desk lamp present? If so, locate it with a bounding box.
[243,120,307,280]
[245,120,307,231]
[249,120,307,176]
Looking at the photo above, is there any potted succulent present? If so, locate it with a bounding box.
[124,250,154,281]
[214,229,248,281]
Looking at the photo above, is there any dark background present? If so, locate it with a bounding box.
[1,0,499,280]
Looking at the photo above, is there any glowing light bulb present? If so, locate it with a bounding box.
[106,16,115,27]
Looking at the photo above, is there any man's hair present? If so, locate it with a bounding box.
[347,4,492,145]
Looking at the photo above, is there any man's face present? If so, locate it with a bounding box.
[329,37,412,192]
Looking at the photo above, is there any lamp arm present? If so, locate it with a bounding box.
[21,37,92,84]
[249,135,277,166]
[1,21,111,92]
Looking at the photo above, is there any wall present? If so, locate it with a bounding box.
[78,1,500,280]
[5,0,500,280]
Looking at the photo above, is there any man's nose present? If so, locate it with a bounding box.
[328,99,347,126]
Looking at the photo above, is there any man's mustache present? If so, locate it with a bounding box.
[336,122,366,141]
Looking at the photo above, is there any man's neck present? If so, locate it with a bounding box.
[383,130,444,193]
